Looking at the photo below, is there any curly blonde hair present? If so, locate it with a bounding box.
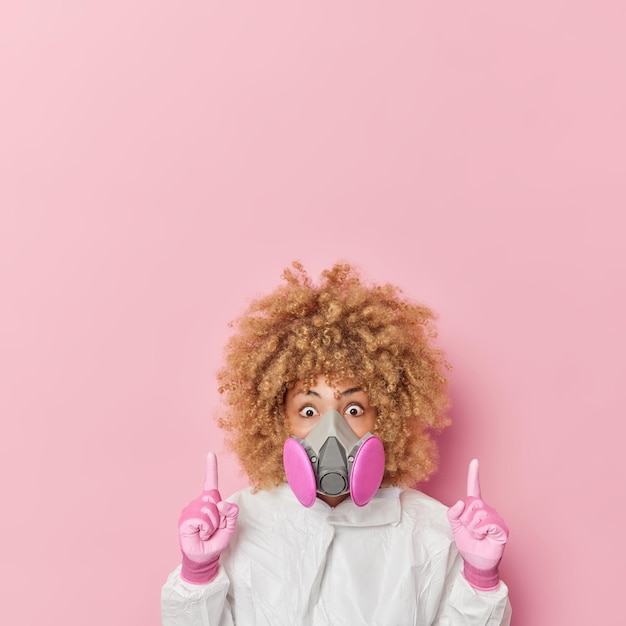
[217,262,450,490]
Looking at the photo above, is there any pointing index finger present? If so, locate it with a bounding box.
[204,452,219,492]
[467,458,481,499]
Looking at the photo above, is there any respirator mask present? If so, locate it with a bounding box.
[283,409,385,508]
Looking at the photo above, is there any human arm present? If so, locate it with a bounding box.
[161,565,234,626]
[178,452,239,584]
[433,500,511,626]
[161,453,239,626]
[433,559,512,626]
[447,459,509,591]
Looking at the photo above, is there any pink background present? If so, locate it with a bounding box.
[1,2,624,624]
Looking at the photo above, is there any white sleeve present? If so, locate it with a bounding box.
[161,564,234,626]
[435,564,512,626]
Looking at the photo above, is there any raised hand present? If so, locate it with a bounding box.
[447,459,508,591]
[178,452,239,584]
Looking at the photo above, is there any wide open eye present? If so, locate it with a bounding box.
[344,404,364,417]
[299,405,319,418]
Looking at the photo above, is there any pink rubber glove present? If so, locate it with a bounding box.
[447,459,509,591]
[178,452,239,584]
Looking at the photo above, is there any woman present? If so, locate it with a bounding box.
[161,263,511,625]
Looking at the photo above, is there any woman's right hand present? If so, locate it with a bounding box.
[178,452,239,584]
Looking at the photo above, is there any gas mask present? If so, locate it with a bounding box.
[283,409,385,508]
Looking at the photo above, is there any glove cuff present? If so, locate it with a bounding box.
[180,554,220,585]
[462,560,500,591]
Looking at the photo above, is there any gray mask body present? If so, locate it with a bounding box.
[297,409,371,497]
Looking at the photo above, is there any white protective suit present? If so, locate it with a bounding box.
[162,483,512,626]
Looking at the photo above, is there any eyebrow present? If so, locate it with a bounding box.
[297,386,363,398]
[340,386,362,397]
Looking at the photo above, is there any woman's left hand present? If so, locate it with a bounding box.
[447,459,509,590]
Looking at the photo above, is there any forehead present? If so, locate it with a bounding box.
[286,375,363,399]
